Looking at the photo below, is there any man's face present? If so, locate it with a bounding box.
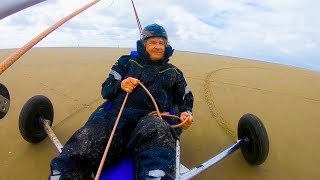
[145,37,166,61]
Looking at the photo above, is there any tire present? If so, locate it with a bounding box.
[237,113,269,165]
[19,95,54,143]
[0,83,10,119]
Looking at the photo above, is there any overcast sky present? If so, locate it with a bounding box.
[0,0,319,71]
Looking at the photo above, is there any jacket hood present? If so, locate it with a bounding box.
[136,40,174,65]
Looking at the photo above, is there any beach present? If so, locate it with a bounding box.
[0,47,319,179]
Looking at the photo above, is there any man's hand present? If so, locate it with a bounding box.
[180,112,193,129]
[121,77,140,93]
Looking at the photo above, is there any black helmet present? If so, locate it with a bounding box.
[141,23,168,41]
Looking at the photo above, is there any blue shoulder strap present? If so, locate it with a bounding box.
[104,101,113,111]
[130,50,138,57]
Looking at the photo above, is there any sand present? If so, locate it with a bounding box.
[0,47,319,179]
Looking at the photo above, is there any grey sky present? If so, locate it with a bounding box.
[0,0,319,71]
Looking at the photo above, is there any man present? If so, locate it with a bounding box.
[50,23,194,179]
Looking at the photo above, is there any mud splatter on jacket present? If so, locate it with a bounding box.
[101,40,193,119]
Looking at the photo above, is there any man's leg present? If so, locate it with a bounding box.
[50,110,127,179]
[128,115,178,179]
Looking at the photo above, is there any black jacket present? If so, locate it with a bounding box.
[101,40,193,119]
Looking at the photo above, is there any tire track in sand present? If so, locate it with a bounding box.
[204,68,237,139]
[203,66,273,139]
[203,66,296,139]
[20,73,103,129]
[53,96,102,129]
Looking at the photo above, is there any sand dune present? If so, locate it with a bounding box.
[0,47,319,179]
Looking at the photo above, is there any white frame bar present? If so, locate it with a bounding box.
[176,139,246,180]
[42,118,63,153]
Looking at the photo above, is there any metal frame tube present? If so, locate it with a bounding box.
[176,140,181,178]
[178,139,246,180]
[41,118,63,153]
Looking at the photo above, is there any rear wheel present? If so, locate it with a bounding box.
[237,113,269,165]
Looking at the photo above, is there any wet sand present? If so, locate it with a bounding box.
[0,47,319,179]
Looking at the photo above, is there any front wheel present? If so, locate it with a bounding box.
[237,113,269,165]
[19,95,54,143]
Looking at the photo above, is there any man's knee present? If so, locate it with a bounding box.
[139,115,171,131]
[130,115,175,150]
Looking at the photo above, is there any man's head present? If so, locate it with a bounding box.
[141,24,168,61]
